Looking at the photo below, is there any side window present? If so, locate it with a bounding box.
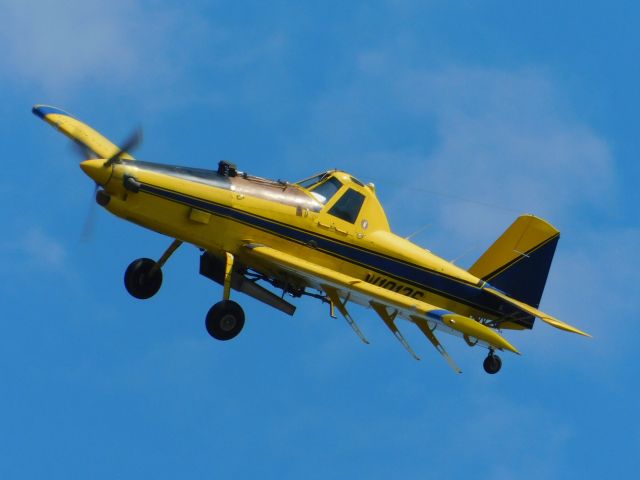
[328,188,365,224]
[310,177,343,204]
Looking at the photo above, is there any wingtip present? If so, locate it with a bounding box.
[32,105,45,119]
[503,343,521,356]
[32,104,70,119]
[490,331,520,355]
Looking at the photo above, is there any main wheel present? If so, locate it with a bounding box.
[483,353,502,374]
[205,300,245,341]
[124,258,163,299]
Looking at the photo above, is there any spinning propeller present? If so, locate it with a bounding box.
[103,128,143,167]
[73,128,143,240]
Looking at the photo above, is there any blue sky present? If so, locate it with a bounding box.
[1,0,638,478]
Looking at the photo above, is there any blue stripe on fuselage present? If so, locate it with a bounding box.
[138,182,525,321]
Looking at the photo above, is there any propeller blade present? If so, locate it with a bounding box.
[80,126,143,240]
[80,184,100,242]
[104,128,143,167]
[70,139,98,160]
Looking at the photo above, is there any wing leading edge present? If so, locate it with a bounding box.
[32,105,136,161]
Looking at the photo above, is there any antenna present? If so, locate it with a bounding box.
[405,224,431,241]
[450,245,479,265]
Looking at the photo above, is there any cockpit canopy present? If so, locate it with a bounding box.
[296,170,390,232]
[297,171,365,202]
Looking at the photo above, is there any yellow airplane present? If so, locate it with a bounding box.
[33,104,590,374]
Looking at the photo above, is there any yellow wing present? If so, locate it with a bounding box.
[32,105,135,160]
[245,244,519,372]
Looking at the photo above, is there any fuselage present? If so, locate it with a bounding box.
[32,103,593,373]
[81,159,533,328]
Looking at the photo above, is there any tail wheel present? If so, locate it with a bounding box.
[483,352,502,374]
[205,300,245,341]
[124,258,163,299]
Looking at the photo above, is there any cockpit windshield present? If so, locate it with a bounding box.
[296,172,345,204]
[296,172,329,189]
[309,177,343,204]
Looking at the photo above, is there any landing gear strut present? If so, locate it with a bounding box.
[483,349,502,374]
[204,252,246,341]
[124,243,248,341]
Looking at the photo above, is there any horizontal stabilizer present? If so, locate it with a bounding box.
[32,105,135,161]
[485,287,591,337]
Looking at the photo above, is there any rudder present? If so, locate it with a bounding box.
[469,215,559,308]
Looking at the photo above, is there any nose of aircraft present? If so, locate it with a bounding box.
[80,159,112,185]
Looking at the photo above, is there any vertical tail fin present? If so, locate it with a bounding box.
[469,215,559,308]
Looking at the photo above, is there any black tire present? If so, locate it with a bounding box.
[124,258,163,299]
[483,353,502,374]
[205,300,245,341]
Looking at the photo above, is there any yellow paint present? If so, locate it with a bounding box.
[80,159,112,185]
[34,106,135,160]
[248,244,518,352]
[224,252,234,301]
[486,287,591,337]
[189,208,211,224]
[469,215,559,280]
[34,104,592,371]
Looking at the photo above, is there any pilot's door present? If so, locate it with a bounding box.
[317,186,367,239]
